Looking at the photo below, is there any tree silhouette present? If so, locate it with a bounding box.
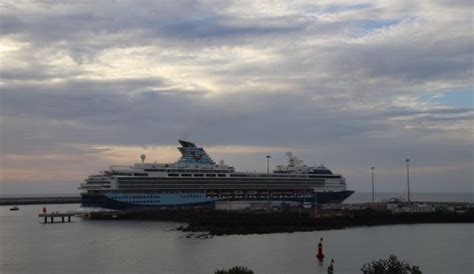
[215,266,254,274]
[361,255,422,274]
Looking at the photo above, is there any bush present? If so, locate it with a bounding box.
[215,266,254,274]
[361,255,422,274]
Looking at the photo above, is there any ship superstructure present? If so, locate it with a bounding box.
[80,140,353,209]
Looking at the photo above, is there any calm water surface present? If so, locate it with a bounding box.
[1,203,473,274]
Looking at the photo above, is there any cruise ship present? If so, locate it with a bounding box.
[80,140,354,210]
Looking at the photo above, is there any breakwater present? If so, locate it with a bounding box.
[0,196,81,205]
[181,210,474,235]
[85,205,474,235]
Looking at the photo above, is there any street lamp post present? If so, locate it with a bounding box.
[266,155,271,176]
[406,158,411,203]
[266,155,271,206]
[371,166,375,203]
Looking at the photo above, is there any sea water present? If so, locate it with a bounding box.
[0,194,472,274]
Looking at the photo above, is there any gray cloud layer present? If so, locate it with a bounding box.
[1,0,473,194]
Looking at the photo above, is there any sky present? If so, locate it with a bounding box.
[0,0,473,195]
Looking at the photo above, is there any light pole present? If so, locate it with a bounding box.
[266,155,271,176]
[266,155,271,206]
[371,166,375,203]
[406,158,410,203]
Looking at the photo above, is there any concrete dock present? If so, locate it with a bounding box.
[39,213,75,223]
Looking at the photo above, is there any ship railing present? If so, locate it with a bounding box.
[89,174,107,178]
[79,184,105,190]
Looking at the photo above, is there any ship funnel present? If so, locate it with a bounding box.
[176,140,215,165]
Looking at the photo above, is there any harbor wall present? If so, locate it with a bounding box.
[0,197,81,205]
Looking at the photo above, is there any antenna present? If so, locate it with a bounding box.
[286,152,303,167]
[140,154,146,164]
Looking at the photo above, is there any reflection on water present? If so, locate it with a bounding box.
[0,203,473,274]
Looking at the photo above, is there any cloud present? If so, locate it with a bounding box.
[1,0,473,193]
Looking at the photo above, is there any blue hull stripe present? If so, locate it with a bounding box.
[105,192,217,206]
[82,191,354,209]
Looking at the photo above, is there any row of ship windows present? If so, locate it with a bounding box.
[229,174,336,178]
[182,194,200,198]
[113,183,323,187]
[113,173,148,176]
[111,194,202,199]
[130,201,160,204]
[116,179,325,184]
[115,175,339,180]
[115,186,322,190]
[113,195,160,199]
[111,173,340,179]
[229,174,308,178]
[168,173,226,177]
[113,172,231,176]
[116,178,325,182]
[116,183,325,187]
[143,169,232,173]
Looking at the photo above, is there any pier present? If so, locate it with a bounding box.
[39,213,75,223]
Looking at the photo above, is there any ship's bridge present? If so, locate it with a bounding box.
[274,153,339,176]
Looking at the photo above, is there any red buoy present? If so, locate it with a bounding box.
[316,237,324,260]
[42,206,47,213]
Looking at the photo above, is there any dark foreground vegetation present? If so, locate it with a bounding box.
[209,255,422,274]
[89,208,474,236]
[361,255,422,274]
[215,266,254,274]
